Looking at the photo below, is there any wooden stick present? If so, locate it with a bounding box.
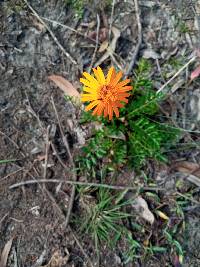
[125,0,142,77]
[9,178,164,191]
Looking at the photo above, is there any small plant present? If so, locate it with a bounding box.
[65,0,84,18]
[164,229,184,262]
[79,188,130,249]
[122,231,141,264]
[78,61,180,173]
[51,60,184,264]
[4,0,26,14]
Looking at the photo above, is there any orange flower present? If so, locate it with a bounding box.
[80,66,132,120]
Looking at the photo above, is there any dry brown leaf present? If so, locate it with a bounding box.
[98,40,109,53]
[143,48,160,59]
[39,251,69,267]
[156,210,169,220]
[132,196,155,224]
[88,27,108,42]
[191,65,200,80]
[0,238,13,267]
[173,161,200,177]
[94,27,120,67]
[186,174,200,187]
[108,131,126,141]
[49,75,80,98]
[173,161,200,186]
[36,155,46,161]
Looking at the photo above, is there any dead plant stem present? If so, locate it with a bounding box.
[9,178,164,191]
[157,56,196,94]
[109,0,116,42]
[88,14,100,73]
[125,0,142,77]
[41,17,96,43]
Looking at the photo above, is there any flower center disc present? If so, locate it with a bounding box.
[99,85,116,103]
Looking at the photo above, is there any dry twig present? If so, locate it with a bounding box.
[71,230,94,267]
[88,14,100,73]
[41,17,96,43]
[0,167,24,182]
[43,125,50,189]
[24,0,78,67]
[157,56,196,94]
[108,0,116,42]
[50,141,68,170]
[9,178,164,191]
[125,0,142,77]
[94,27,121,68]
[0,130,26,158]
[51,96,77,228]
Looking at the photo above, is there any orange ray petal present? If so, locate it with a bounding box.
[104,104,108,117]
[110,71,123,87]
[92,103,104,116]
[118,86,133,92]
[114,101,124,108]
[117,97,129,103]
[80,78,93,88]
[108,105,113,120]
[92,105,99,116]
[83,86,97,93]
[97,103,105,116]
[83,72,100,87]
[85,100,99,111]
[97,66,106,85]
[106,66,114,84]
[81,94,98,102]
[93,68,102,85]
[110,67,117,82]
[113,106,119,117]
[116,79,131,88]
[117,93,131,98]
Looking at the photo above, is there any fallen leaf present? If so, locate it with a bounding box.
[36,155,46,161]
[174,254,182,267]
[49,75,80,98]
[185,174,200,187]
[156,210,169,220]
[172,161,200,186]
[94,27,120,67]
[88,27,108,42]
[39,250,69,267]
[132,196,155,224]
[140,0,157,7]
[190,65,200,80]
[171,78,185,93]
[173,161,200,175]
[143,48,160,59]
[80,21,96,29]
[98,40,109,53]
[108,131,126,141]
[0,238,13,267]
[189,89,200,121]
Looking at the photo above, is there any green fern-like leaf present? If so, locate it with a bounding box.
[128,118,166,167]
[112,140,127,165]
[127,90,163,118]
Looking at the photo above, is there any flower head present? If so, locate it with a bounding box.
[80,66,132,120]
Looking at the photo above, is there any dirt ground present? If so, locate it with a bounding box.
[0,0,200,266]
